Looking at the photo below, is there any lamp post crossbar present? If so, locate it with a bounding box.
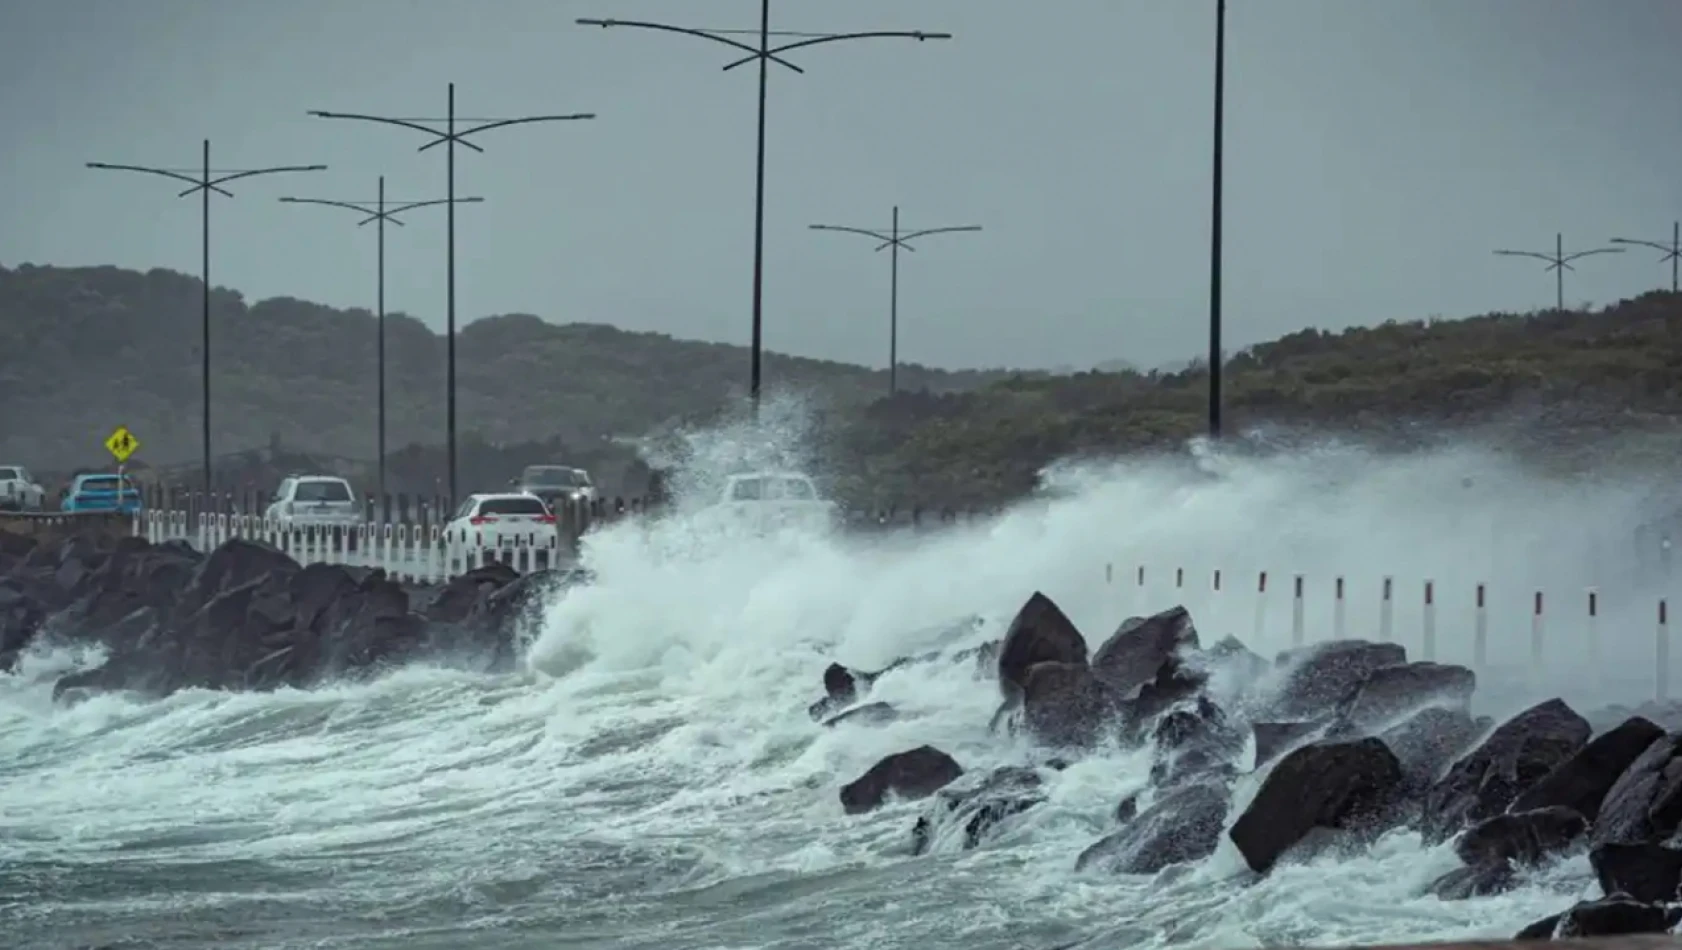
[86,140,326,494]
[1610,221,1681,293]
[279,180,484,504]
[1494,232,1625,311]
[809,206,980,395]
[308,83,595,506]
[576,2,952,411]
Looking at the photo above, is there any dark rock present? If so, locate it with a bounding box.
[422,562,520,624]
[1124,652,1213,734]
[1378,706,1487,791]
[1591,731,1682,847]
[1454,806,1588,868]
[1267,640,1407,720]
[1229,737,1404,874]
[454,568,567,669]
[1555,895,1682,938]
[839,745,964,815]
[1251,720,1326,770]
[1075,780,1229,874]
[822,702,899,728]
[952,638,1002,673]
[1513,914,1562,940]
[1114,793,1139,824]
[1021,661,1121,748]
[1149,696,1245,788]
[1510,716,1666,823]
[1333,662,1476,733]
[1590,842,1682,904]
[997,592,1088,703]
[1421,698,1591,843]
[1429,862,1517,900]
[910,766,1045,854]
[1206,634,1268,684]
[1091,606,1198,696]
[808,662,869,721]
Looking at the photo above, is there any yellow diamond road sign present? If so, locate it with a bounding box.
[105,426,140,463]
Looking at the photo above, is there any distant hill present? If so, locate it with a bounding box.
[0,263,1024,472]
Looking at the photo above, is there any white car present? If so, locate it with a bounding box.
[265,475,363,528]
[443,493,557,551]
[706,471,839,534]
[0,466,45,512]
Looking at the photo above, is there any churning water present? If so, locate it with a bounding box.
[3,416,1678,949]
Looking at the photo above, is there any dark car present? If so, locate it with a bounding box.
[510,465,597,510]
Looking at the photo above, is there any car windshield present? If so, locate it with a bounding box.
[523,468,588,488]
[295,480,352,502]
[729,478,762,501]
[770,477,815,500]
[479,497,548,516]
[80,476,133,492]
[0,468,17,481]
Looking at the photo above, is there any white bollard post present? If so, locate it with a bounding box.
[1422,580,1437,661]
[1333,576,1347,640]
[1379,576,1394,643]
[1252,571,1269,645]
[1586,589,1601,685]
[1136,565,1146,613]
[1474,582,1488,670]
[1175,567,1184,595]
[1291,574,1305,647]
[1531,591,1545,672]
[1658,599,1671,703]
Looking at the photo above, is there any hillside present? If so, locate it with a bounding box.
[832,291,1682,505]
[0,263,1020,472]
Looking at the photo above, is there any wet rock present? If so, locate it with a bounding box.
[1332,661,1476,733]
[1266,640,1407,720]
[1229,737,1404,874]
[808,662,870,721]
[822,702,899,728]
[1590,842,1682,904]
[1378,706,1488,792]
[1429,862,1517,900]
[1591,731,1682,847]
[1149,696,1245,788]
[1454,806,1588,868]
[422,561,520,624]
[453,568,570,669]
[1075,780,1229,874]
[1514,913,1562,940]
[1206,634,1268,685]
[1555,895,1682,938]
[1091,606,1199,696]
[1251,720,1326,770]
[1421,698,1591,843]
[1509,715,1666,822]
[1124,652,1213,735]
[1022,661,1122,748]
[910,766,1045,854]
[997,592,1088,702]
[839,745,964,815]
[1114,793,1139,824]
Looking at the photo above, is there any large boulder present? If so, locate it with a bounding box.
[1331,661,1476,733]
[1590,842,1682,904]
[1509,716,1666,823]
[1075,780,1230,875]
[910,766,1047,855]
[1021,661,1122,748]
[839,746,964,815]
[1090,606,1198,696]
[1421,698,1591,843]
[1453,806,1588,868]
[1590,731,1682,847]
[1378,706,1488,793]
[996,592,1088,703]
[1265,640,1407,720]
[1228,737,1404,874]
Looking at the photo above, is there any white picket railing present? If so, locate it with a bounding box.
[132,511,567,583]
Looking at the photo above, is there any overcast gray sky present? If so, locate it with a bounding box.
[2,0,1679,374]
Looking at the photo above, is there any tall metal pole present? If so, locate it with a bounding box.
[1494,233,1624,312]
[1208,0,1227,439]
[577,11,952,410]
[808,209,982,395]
[277,185,482,504]
[1611,221,1682,294]
[309,87,594,506]
[890,205,899,394]
[87,144,326,494]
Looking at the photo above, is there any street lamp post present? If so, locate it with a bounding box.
[1208,0,1227,439]
[308,84,595,506]
[1610,221,1681,294]
[87,141,326,494]
[278,178,484,502]
[576,2,952,410]
[1493,232,1625,312]
[808,206,981,395]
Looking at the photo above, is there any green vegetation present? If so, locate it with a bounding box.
[4,262,1679,507]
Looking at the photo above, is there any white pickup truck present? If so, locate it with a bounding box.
[0,466,46,512]
[706,471,840,534]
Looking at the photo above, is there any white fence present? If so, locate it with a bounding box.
[1105,562,1676,703]
[134,511,567,583]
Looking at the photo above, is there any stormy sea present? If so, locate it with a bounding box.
[3,425,1678,950]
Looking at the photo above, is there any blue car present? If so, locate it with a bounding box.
[61,473,143,514]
